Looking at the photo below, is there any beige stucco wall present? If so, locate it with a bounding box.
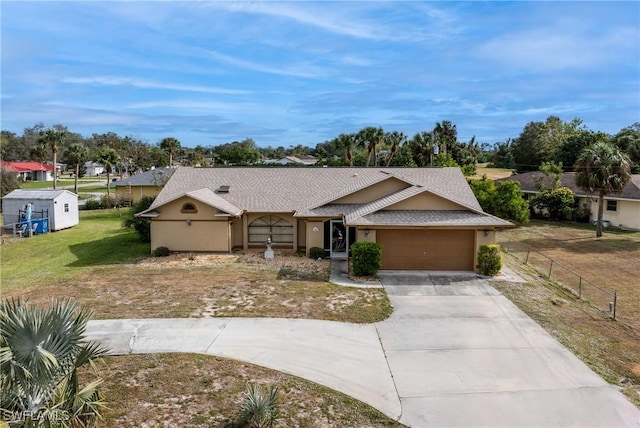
[598,199,640,230]
[297,219,306,249]
[116,185,162,203]
[577,197,640,230]
[231,217,244,248]
[333,177,410,204]
[150,220,230,252]
[356,228,376,243]
[385,192,466,210]
[305,221,325,256]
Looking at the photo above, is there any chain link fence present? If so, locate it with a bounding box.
[499,238,617,320]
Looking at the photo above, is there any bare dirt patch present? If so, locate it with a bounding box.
[93,353,403,428]
[7,251,392,323]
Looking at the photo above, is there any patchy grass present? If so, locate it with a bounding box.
[3,209,399,425]
[495,221,640,407]
[91,353,403,427]
[7,256,392,323]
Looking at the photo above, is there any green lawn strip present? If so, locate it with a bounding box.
[1,209,149,292]
[21,179,104,190]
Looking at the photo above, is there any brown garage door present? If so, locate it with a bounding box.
[377,229,475,270]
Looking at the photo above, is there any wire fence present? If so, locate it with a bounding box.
[499,238,618,320]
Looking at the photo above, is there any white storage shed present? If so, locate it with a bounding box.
[2,189,79,231]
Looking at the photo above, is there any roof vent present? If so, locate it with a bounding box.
[217,185,230,193]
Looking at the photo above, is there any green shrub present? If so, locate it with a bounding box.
[152,246,171,257]
[309,246,325,259]
[123,196,155,242]
[83,199,101,210]
[351,241,382,277]
[478,244,502,276]
[238,384,279,428]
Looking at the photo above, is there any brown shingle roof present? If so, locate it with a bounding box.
[498,172,640,200]
[141,167,512,227]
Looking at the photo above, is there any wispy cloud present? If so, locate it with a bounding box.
[63,77,251,95]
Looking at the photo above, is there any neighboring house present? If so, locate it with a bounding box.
[0,161,54,181]
[113,167,175,204]
[2,189,79,231]
[262,156,319,166]
[137,167,514,271]
[84,161,104,176]
[498,172,640,231]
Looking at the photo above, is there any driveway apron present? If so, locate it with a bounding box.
[376,271,640,427]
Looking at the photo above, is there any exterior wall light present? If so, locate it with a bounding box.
[186,218,192,226]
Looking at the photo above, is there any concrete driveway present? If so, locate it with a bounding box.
[377,271,640,427]
[86,270,640,427]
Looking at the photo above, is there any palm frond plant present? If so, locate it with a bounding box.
[0,298,109,427]
[238,383,279,428]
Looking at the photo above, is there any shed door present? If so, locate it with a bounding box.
[377,229,474,270]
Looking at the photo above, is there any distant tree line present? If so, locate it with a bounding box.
[1,118,638,180]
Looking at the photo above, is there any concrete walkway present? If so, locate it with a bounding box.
[85,265,640,427]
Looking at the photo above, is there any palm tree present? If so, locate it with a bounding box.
[64,143,88,194]
[574,142,631,237]
[160,137,181,167]
[331,133,356,167]
[38,129,65,189]
[408,131,434,167]
[433,121,457,155]
[0,298,108,426]
[96,148,120,198]
[357,127,384,167]
[384,131,406,167]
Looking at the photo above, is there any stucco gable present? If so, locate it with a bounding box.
[138,188,242,217]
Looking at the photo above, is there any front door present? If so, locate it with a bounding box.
[330,219,348,259]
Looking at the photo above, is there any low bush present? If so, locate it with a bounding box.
[309,247,325,259]
[478,244,502,276]
[83,200,101,210]
[351,242,382,277]
[152,246,171,257]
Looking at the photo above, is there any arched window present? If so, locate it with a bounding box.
[248,215,293,243]
[181,202,197,213]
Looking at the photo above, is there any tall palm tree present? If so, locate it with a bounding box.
[408,131,434,167]
[574,142,631,237]
[64,143,88,194]
[38,129,65,189]
[96,148,120,198]
[331,133,356,167]
[160,137,181,167]
[357,127,384,167]
[384,131,406,167]
[0,298,108,426]
[433,121,457,156]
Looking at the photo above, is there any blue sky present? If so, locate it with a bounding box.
[2,1,639,148]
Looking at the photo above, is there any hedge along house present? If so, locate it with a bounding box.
[137,167,514,271]
[2,189,79,231]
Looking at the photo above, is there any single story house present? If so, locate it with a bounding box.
[0,161,54,182]
[84,161,105,176]
[498,172,640,230]
[2,189,79,231]
[262,156,319,166]
[113,167,175,204]
[137,167,514,271]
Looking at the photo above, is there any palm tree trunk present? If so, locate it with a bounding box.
[596,189,605,238]
[74,164,80,194]
[53,150,57,190]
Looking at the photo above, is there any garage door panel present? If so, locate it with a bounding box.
[378,229,474,271]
